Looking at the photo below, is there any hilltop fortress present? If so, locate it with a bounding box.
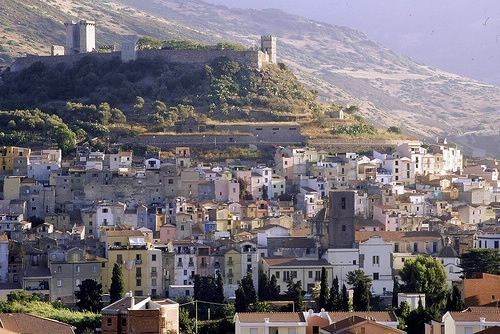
[10,19,277,72]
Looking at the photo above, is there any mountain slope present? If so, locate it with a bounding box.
[1,0,499,156]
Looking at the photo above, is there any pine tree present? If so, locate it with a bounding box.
[392,278,400,308]
[109,263,124,303]
[269,274,280,300]
[327,276,341,311]
[287,280,304,311]
[75,279,103,312]
[347,270,372,311]
[235,285,247,312]
[447,285,465,311]
[318,267,329,310]
[215,273,225,304]
[341,284,350,311]
[241,273,257,305]
[258,271,269,301]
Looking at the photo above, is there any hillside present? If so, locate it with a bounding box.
[0,0,499,156]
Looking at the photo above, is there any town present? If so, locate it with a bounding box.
[0,7,499,334]
[0,138,497,334]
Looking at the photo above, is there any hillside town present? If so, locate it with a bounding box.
[0,138,497,334]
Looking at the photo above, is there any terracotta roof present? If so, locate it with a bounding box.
[355,231,442,243]
[0,313,75,334]
[449,307,500,321]
[236,312,306,323]
[321,316,366,333]
[263,257,331,267]
[102,296,148,314]
[329,311,398,322]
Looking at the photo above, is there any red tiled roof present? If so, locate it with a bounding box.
[0,313,75,334]
[236,312,306,323]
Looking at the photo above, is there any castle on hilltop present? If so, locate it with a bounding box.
[11,19,277,72]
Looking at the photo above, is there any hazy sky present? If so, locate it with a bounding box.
[206,0,500,84]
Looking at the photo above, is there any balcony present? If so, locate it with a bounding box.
[227,260,233,266]
[135,259,143,265]
[177,262,183,268]
[188,262,195,267]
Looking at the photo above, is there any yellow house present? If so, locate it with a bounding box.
[225,248,242,286]
[102,230,163,297]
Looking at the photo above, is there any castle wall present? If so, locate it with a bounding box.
[11,49,268,72]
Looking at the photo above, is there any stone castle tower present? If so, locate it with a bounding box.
[64,20,96,55]
[328,190,356,249]
[261,35,277,64]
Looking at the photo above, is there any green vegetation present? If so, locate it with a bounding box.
[460,249,500,278]
[0,109,76,152]
[399,256,448,316]
[195,146,264,162]
[235,273,257,312]
[109,263,124,303]
[75,279,103,313]
[137,37,248,51]
[346,270,372,311]
[0,291,100,334]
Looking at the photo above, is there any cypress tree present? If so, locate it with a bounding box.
[341,284,350,311]
[109,263,124,303]
[318,267,329,310]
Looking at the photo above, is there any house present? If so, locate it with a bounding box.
[48,247,106,304]
[358,236,393,296]
[234,312,308,334]
[0,313,75,334]
[260,257,334,295]
[320,316,405,334]
[102,229,163,297]
[441,307,500,334]
[463,273,500,307]
[234,310,399,334]
[101,293,179,334]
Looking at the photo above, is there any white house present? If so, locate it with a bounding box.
[475,233,500,250]
[442,307,500,334]
[358,236,393,296]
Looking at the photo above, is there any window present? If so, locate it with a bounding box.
[275,271,280,279]
[373,273,379,280]
[495,241,499,249]
[342,225,346,232]
[152,278,157,286]
[107,318,112,326]
[136,279,142,286]
[394,243,399,252]
[308,271,313,279]
[57,279,62,287]
[413,243,418,252]
[373,256,379,265]
[117,255,123,264]
[152,254,157,261]
[313,326,320,334]
[341,197,346,209]
[121,318,127,327]
[75,265,80,273]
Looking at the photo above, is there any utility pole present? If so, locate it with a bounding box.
[195,299,198,334]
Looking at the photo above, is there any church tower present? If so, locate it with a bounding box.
[328,190,356,249]
[261,35,277,64]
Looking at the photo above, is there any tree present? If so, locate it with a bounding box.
[133,96,145,112]
[269,274,280,300]
[460,249,500,278]
[341,284,350,311]
[235,273,257,312]
[400,256,448,311]
[396,301,411,331]
[387,126,402,134]
[447,285,465,311]
[318,267,329,311]
[75,279,103,312]
[286,280,304,311]
[110,108,127,123]
[215,273,225,304]
[327,276,341,311]
[404,299,432,334]
[258,271,269,301]
[347,270,372,311]
[392,278,400,308]
[109,263,124,303]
